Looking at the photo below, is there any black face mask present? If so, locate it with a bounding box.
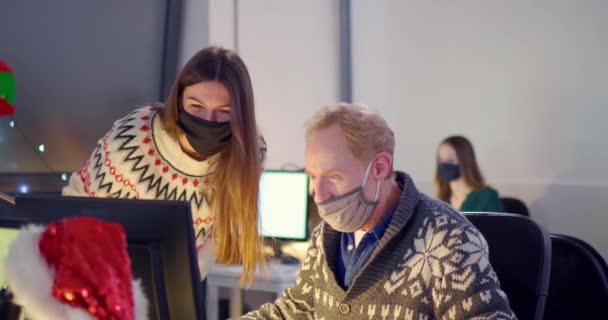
[439,163,461,182]
[176,110,232,158]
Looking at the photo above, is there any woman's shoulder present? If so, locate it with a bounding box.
[118,105,160,121]
[480,186,499,194]
[100,105,162,142]
[107,105,160,129]
[472,186,500,198]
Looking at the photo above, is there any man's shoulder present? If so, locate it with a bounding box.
[396,195,491,277]
[410,194,481,241]
[416,193,468,221]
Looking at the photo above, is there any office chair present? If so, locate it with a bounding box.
[544,234,608,319]
[463,213,551,320]
[500,197,530,216]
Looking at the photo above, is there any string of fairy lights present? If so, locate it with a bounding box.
[2,59,67,193]
[3,117,69,193]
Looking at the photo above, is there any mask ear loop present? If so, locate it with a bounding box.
[372,178,381,202]
[361,158,382,202]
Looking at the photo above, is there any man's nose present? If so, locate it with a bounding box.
[313,180,331,204]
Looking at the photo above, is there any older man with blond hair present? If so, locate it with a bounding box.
[242,103,515,320]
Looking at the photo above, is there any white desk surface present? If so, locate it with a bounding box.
[206,261,301,319]
[208,261,301,283]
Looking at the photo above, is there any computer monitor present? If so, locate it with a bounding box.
[259,170,310,241]
[0,219,22,288]
[0,218,26,320]
[14,195,204,320]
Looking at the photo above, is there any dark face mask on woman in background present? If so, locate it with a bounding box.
[176,108,232,158]
[438,163,461,182]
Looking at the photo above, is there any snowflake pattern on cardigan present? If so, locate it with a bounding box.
[242,172,517,320]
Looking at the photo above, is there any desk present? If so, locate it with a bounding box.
[206,261,300,320]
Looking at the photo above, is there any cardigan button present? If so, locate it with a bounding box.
[339,303,350,314]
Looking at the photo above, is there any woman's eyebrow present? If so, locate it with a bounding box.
[186,96,231,109]
[185,96,207,106]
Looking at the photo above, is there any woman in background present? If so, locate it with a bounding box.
[435,135,503,212]
[63,46,266,284]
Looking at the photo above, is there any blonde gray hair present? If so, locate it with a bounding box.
[306,103,395,162]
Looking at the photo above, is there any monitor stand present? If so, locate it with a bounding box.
[264,238,301,265]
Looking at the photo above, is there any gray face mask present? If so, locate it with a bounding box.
[316,160,381,232]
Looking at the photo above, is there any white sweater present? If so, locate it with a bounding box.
[63,106,225,278]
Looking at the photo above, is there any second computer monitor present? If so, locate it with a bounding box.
[259,170,309,241]
[14,195,204,320]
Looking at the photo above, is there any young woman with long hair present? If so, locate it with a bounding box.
[435,135,502,212]
[64,46,266,285]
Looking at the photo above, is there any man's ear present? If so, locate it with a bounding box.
[372,151,393,179]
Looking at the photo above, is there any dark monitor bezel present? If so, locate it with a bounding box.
[259,170,310,241]
[14,194,203,320]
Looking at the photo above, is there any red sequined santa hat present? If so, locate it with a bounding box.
[4,217,148,320]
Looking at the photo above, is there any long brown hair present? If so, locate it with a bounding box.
[435,135,485,202]
[159,46,264,284]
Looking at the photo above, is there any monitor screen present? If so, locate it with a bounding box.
[0,218,29,320]
[14,195,203,320]
[259,171,310,241]
[0,221,21,288]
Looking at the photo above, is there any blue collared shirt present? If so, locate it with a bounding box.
[337,207,396,290]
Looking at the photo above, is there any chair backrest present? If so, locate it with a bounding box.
[463,212,551,320]
[0,193,16,218]
[544,234,608,320]
[500,197,530,216]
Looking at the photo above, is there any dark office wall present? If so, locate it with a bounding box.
[0,0,182,178]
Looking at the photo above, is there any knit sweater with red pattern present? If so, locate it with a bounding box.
[63,106,262,278]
